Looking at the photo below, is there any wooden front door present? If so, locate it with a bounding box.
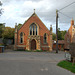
[31,39,36,50]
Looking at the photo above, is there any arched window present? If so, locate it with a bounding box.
[44,33,47,44]
[30,23,38,35]
[20,32,23,43]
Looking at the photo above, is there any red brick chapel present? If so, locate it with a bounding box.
[14,11,53,51]
[64,19,75,50]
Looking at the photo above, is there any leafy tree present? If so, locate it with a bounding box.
[58,28,67,40]
[52,33,56,40]
[61,30,67,40]
[0,1,3,16]
[0,1,2,6]
[2,27,15,39]
[52,28,67,40]
[17,23,22,29]
[0,23,5,38]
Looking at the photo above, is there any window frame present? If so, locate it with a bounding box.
[29,23,38,35]
[43,33,47,44]
[20,32,24,44]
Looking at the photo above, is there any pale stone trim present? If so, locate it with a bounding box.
[41,46,50,48]
[17,45,26,47]
[34,22,39,35]
[32,26,33,35]
[27,35,41,50]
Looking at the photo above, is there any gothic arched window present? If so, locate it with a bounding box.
[20,32,23,43]
[30,23,38,35]
[44,33,47,44]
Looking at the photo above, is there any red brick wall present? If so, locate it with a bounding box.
[53,44,64,50]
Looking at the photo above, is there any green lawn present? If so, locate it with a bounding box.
[57,60,75,73]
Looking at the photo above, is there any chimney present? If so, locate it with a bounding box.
[71,18,74,25]
[50,25,52,34]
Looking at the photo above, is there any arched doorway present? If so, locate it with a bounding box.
[31,39,36,50]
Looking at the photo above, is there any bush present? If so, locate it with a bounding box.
[34,50,43,52]
[25,50,31,52]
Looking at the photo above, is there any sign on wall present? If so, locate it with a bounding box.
[65,52,71,61]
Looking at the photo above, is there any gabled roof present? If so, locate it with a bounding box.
[18,12,50,32]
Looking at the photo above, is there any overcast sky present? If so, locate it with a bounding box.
[0,0,75,32]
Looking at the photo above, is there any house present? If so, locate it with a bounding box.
[53,40,64,50]
[0,38,13,45]
[64,19,75,50]
[14,12,53,51]
[0,38,3,45]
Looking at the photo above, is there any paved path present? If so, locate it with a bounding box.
[0,51,74,75]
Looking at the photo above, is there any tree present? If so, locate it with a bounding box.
[0,1,2,6]
[52,29,67,40]
[0,1,3,16]
[0,23,5,38]
[2,27,15,39]
[52,33,56,40]
[17,23,22,29]
[58,28,67,40]
[61,30,67,40]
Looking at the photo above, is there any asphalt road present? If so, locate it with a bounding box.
[0,51,74,75]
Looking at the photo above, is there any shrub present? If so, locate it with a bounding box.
[35,50,43,52]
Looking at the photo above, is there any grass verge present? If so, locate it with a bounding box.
[57,60,75,73]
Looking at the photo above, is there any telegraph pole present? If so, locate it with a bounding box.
[56,9,58,53]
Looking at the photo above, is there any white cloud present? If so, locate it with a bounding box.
[0,0,75,32]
